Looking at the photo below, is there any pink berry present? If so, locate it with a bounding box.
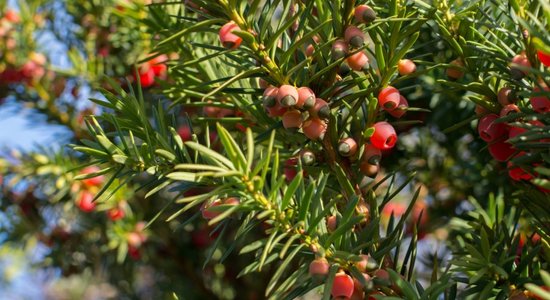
[344,26,365,48]
[510,52,531,77]
[331,272,355,299]
[309,98,330,119]
[488,141,515,162]
[332,39,349,60]
[370,122,397,150]
[530,86,550,113]
[282,109,303,130]
[302,118,327,140]
[309,257,330,277]
[478,114,507,142]
[297,87,316,109]
[354,5,376,23]
[263,86,279,108]
[398,59,416,76]
[77,191,96,213]
[387,95,409,118]
[338,137,358,157]
[277,85,299,107]
[219,21,242,49]
[347,51,369,71]
[378,86,400,111]
[81,166,104,187]
[107,207,125,221]
[500,104,520,117]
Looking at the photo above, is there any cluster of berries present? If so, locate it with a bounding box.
[309,254,392,299]
[75,166,127,220]
[133,54,168,88]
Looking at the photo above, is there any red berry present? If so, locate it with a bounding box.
[309,98,330,119]
[77,191,96,213]
[508,125,527,140]
[387,95,409,118]
[309,257,330,277]
[347,51,369,71]
[488,141,515,162]
[537,50,550,67]
[302,118,327,140]
[277,85,299,107]
[282,109,303,130]
[398,59,416,76]
[530,86,550,113]
[507,161,533,181]
[378,86,401,111]
[370,122,397,150]
[354,5,376,23]
[138,67,155,87]
[332,39,349,60]
[446,58,464,80]
[344,26,365,48]
[219,21,242,49]
[338,137,358,157]
[178,125,193,142]
[331,272,355,299]
[107,207,125,221]
[500,104,521,117]
[297,87,316,109]
[201,199,222,220]
[81,166,104,187]
[477,114,506,142]
[4,9,20,23]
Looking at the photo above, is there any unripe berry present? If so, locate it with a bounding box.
[359,161,379,178]
[80,166,104,187]
[446,58,464,80]
[282,109,303,130]
[354,254,371,272]
[297,87,316,109]
[362,144,382,165]
[354,5,376,23]
[378,86,400,111]
[530,86,550,113]
[370,122,397,150]
[500,104,520,117]
[332,39,349,60]
[347,51,369,71]
[77,191,96,213]
[478,114,506,142]
[277,85,299,107]
[398,59,416,76]
[309,257,330,277]
[302,118,327,140]
[387,95,409,118]
[338,137,358,157]
[331,272,355,299]
[497,87,516,106]
[300,149,316,166]
[263,86,279,108]
[488,141,515,162]
[344,26,365,48]
[309,98,330,119]
[219,21,242,49]
[510,53,531,79]
[537,50,550,67]
[326,215,338,232]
